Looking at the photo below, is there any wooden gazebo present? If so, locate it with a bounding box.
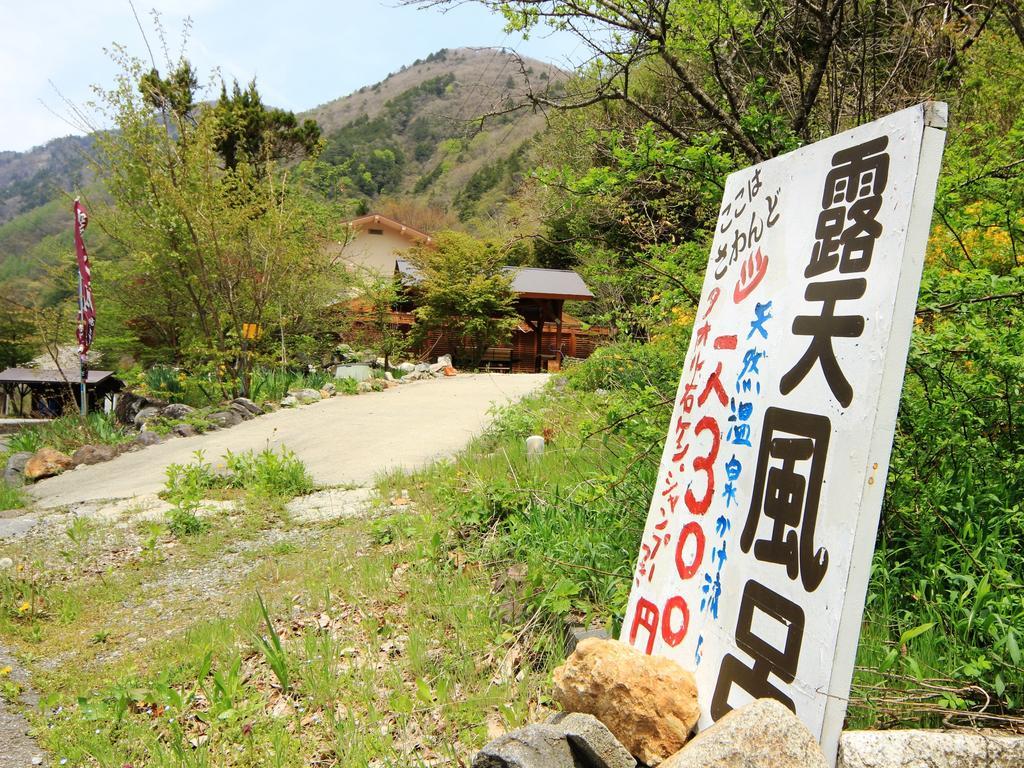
[0,368,123,418]
[507,268,594,372]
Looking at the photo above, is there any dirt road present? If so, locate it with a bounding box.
[29,373,547,509]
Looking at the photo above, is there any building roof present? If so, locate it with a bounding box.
[395,261,594,301]
[344,214,432,244]
[0,368,119,386]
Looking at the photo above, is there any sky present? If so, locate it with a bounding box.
[0,1,582,153]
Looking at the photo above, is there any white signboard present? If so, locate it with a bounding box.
[621,103,947,763]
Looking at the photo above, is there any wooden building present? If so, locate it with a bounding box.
[0,368,123,418]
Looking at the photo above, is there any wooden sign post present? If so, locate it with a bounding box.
[621,103,948,764]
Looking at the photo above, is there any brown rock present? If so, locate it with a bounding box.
[553,637,698,766]
[23,448,74,481]
[661,698,827,768]
[71,444,120,466]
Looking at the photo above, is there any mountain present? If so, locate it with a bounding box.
[0,47,565,286]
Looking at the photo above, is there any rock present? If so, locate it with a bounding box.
[114,392,167,427]
[319,388,333,399]
[565,626,611,655]
[437,354,453,367]
[552,638,698,766]
[397,362,416,373]
[160,403,195,420]
[133,406,162,428]
[661,699,827,768]
[414,363,430,373]
[334,364,372,382]
[23,448,74,481]
[838,729,1024,768]
[321,382,337,396]
[71,444,119,466]
[231,397,263,416]
[208,410,243,429]
[548,712,637,768]
[3,452,33,487]
[384,371,395,381]
[357,381,373,393]
[228,403,254,420]
[472,724,578,768]
[289,388,322,404]
[280,395,298,408]
[172,423,198,438]
[444,365,457,377]
[133,431,163,448]
[429,362,447,374]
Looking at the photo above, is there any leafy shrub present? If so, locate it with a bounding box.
[564,337,687,394]
[5,413,131,458]
[225,447,313,499]
[163,451,220,506]
[167,507,209,537]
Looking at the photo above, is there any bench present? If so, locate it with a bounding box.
[480,346,513,372]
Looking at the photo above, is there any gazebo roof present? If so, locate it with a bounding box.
[0,368,119,386]
[394,261,594,301]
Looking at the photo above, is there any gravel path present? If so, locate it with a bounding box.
[28,373,548,509]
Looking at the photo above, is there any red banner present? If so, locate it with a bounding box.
[74,199,95,368]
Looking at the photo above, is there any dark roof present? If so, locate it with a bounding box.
[0,368,119,386]
[394,261,594,301]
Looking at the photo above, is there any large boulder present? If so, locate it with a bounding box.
[71,444,120,466]
[289,388,322,404]
[838,730,1024,768]
[472,724,578,768]
[208,410,243,429]
[133,431,163,448]
[114,392,167,427]
[548,713,636,768]
[172,423,198,438]
[23,448,74,481]
[133,406,162,428]
[3,452,34,487]
[661,699,827,768]
[228,403,255,421]
[553,638,698,766]
[231,397,263,416]
[160,403,196,420]
[397,362,416,373]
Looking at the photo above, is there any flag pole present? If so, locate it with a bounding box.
[74,197,88,417]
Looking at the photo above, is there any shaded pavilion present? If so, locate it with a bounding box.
[0,368,123,418]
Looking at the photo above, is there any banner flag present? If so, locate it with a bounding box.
[73,199,95,371]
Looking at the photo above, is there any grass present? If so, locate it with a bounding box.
[0,480,29,510]
[4,413,132,460]
[0,458,550,766]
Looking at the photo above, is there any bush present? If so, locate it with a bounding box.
[225,447,314,499]
[0,482,28,511]
[5,413,131,458]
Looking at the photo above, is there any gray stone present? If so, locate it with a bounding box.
[133,406,161,428]
[0,516,39,540]
[172,423,198,438]
[661,699,827,768]
[289,388,322,404]
[208,410,243,429]
[565,626,611,655]
[160,403,195,420]
[473,723,580,768]
[429,362,447,374]
[397,362,416,373]
[838,730,1024,768]
[133,431,163,448]
[3,452,33,487]
[357,381,374,393]
[280,395,298,408]
[437,354,453,367]
[228,403,255,421]
[334,364,372,382]
[114,392,167,426]
[548,712,636,768]
[231,397,263,416]
[321,382,337,396]
[71,444,119,466]
[384,371,395,382]
[414,363,430,373]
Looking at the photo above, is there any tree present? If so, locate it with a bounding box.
[355,270,409,370]
[90,43,346,397]
[407,232,518,366]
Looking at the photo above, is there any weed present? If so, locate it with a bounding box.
[167,507,209,537]
[252,591,289,692]
[225,447,313,499]
[0,481,28,511]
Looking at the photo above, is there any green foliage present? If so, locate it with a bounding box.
[252,591,290,692]
[0,481,28,511]
[354,272,409,369]
[5,413,131,458]
[408,231,518,366]
[224,447,313,499]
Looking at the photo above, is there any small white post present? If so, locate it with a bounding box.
[525,435,545,462]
